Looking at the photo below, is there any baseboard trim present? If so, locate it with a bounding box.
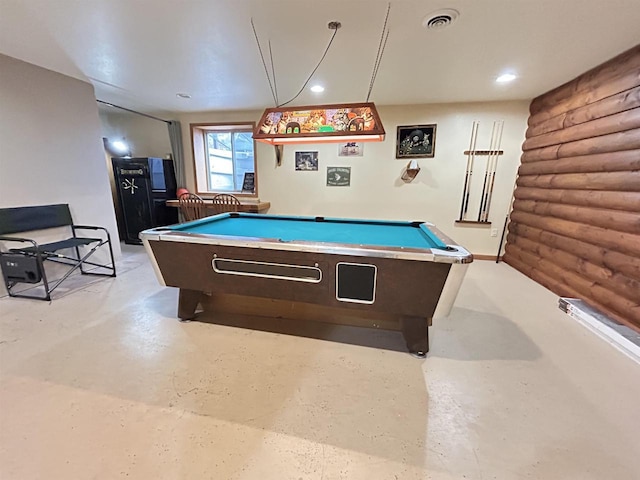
[473,254,502,261]
[559,298,640,365]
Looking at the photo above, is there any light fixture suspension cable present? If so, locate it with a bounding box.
[96,100,170,124]
[366,3,391,102]
[268,40,279,106]
[277,25,339,107]
[251,18,278,106]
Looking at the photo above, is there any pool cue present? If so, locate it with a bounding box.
[496,216,509,263]
[459,121,478,220]
[482,120,504,222]
[496,176,518,263]
[465,122,479,217]
[477,121,497,221]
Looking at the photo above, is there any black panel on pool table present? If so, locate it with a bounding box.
[336,263,376,303]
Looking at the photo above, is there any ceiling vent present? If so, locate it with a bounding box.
[423,9,460,30]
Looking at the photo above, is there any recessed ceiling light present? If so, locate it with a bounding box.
[496,73,517,83]
[310,85,325,93]
[176,92,191,99]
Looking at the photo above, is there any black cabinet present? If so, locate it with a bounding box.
[112,157,178,244]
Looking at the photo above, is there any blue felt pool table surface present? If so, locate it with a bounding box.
[167,213,447,250]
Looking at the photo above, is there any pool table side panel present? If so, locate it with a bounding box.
[199,292,410,331]
[148,240,450,319]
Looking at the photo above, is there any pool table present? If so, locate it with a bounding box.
[140,213,473,357]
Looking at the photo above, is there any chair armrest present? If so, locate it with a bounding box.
[0,236,40,252]
[72,225,113,242]
[72,225,110,235]
[72,225,102,231]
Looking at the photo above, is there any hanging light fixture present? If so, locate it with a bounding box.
[251,6,390,147]
[253,102,385,145]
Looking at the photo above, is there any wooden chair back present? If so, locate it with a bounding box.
[178,193,206,221]
[212,194,241,213]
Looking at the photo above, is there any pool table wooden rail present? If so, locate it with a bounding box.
[142,228,473,264]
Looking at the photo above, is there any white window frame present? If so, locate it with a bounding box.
[190,122,258,197]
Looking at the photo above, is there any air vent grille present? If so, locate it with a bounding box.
[423,9,460,30]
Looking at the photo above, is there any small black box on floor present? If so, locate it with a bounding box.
[1,253,42,284]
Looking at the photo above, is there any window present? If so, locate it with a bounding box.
[190,123,257,195]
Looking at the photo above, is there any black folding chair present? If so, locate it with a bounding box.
[0,204,116,301]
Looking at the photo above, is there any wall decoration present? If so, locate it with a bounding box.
[396,124,437,158]
[326,167,351,186]
[401,159,421,183]
[241,172,256,192]
[338,142,364,157]
[295,151,319,171]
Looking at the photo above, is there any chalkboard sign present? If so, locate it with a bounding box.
[242,172,255,192]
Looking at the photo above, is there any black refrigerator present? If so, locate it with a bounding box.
[112,157,179,244]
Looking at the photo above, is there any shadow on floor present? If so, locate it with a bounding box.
[431,307,543,362]
[6,286,430,469]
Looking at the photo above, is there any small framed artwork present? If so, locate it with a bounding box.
[326,167,351,186]
[241,172,255,193]
[338,142,364,157]
[295,151,318,171]
[396,124,437,158]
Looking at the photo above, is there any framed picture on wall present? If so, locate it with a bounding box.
[326,167,351,186]
[295,151,318,171]
[337,142,364,157]
[396,124,437,158]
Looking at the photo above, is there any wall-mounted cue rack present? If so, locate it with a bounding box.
[462,150,504,156]
[455,120,504,226]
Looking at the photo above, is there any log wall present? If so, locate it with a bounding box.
[503,44,640,330]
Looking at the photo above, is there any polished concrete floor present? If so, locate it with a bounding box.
[1,246,639,479]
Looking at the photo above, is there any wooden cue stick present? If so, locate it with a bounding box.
[496,175,518,263]
[477,121,497,221]
[483,120,504,222]
[459,121,478,220]
[458,122,474,220]
[481,120,502,222]
[464,122,479,217]
[496,216,509,263]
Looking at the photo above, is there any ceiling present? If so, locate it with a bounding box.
[1,0,639,115]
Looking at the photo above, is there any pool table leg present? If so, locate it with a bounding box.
[178,288,203,320]
[401,316,429,358]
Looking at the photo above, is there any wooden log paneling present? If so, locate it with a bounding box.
[504,244,640,327]
[529,45,640,115]
[513,187,640,212]
[564,86,640,130]
[512,199,640,234]
[523,108,640,150]
[515,171,640,191]
[506,234,640,303]
[522,128,640,158]
[521,129,640,161]
[518,150,640,175]
[506,44,640,329]
[503,254,634,329]
[510,210,640,258]
[508,223,640,282]
[528,71,640,127]
[527,86,640,138]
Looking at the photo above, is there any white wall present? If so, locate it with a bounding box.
[178,101,528,256]
[0,54,121,266]
[99,111,172,159]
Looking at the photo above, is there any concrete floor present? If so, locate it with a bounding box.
[1,246,639,479]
